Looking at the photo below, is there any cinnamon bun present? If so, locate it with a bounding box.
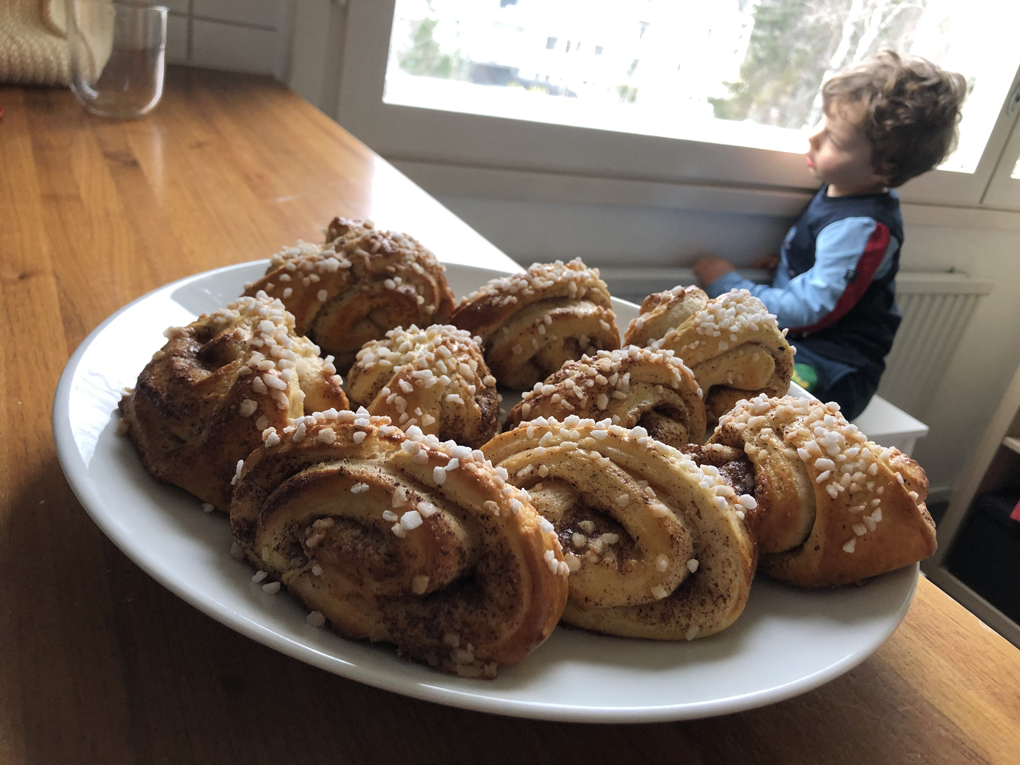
[655,289,794,423]
[503,346,707,448]
[346,324,499,448]
[231,410,569,676]
[243,218,455,370]
[119,293,348,511]
[709,394,936,586]
[483,416,756,640]
[449,259,620,390]
[623,285,709,347]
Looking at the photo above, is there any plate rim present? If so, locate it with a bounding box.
[52,261,918,723]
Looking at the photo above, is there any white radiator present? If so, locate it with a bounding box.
[878,273,993,416]
[598,267,993,419]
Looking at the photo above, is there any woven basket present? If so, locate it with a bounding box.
[1,0,112,86]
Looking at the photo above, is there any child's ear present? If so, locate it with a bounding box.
[869,164,892,189]
[871,155,895,186]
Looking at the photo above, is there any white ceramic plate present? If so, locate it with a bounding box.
[52,262,917,723]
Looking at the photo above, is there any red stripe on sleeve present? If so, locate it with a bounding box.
[793,223,890,334]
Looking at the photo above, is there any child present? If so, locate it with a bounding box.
[694,51,966,420]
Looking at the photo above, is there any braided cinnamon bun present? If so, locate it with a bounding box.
[119,293,348,511]
[449,259,620,390]
[346,324,499,448]
[243,218,455,370]
[709,394,936,586]
[655,289,794,424]
[623,285,709,347]
[503,346,707,448]
[231,410,569,676]
[483,416,756,640]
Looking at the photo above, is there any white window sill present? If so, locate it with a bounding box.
[395,160,1020,234]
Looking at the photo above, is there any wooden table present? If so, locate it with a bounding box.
[1,67,1017,765]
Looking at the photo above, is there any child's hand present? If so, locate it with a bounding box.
[751,254,780,271]
[693,256,735,286]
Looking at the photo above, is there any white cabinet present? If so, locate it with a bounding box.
[852,395,929,456]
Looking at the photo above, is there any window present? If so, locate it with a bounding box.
[338,0,1020,210]
[982,90,1020,208]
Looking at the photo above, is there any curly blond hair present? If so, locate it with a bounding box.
[822,51,967,187]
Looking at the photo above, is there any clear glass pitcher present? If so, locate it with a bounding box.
[67,1,168,118]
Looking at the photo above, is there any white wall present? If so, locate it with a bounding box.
[164,0,291,78]
[435,197,796,269]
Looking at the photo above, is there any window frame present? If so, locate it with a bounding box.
[982,79,1020,209]
[333,0,1020,212]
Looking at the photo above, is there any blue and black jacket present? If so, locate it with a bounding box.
[707,185,903,401]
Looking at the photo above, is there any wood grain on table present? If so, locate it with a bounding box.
[1,67,1017,765]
